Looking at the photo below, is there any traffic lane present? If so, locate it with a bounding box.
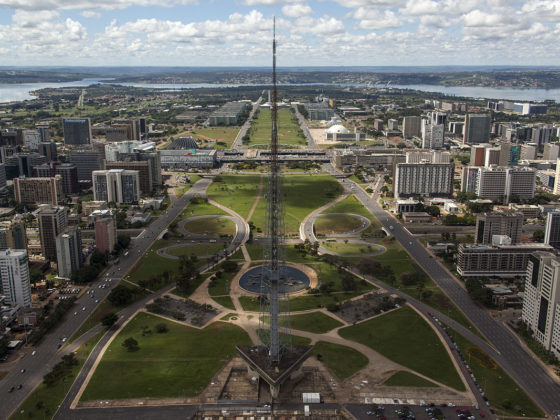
[346,403,488,420]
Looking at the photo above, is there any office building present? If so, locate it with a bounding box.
[55,227,82,279]
[22,129,40,151]
[531,125,552,146]
[0,249,31,309]
[0,216,27,250]
[421,120,444,149]
[69,148,102,184]
[13,176,64,205]
[405,150,450,164]
[522,251,560,358]
[457,243,553,277]
[470,144,490,167]
[38,142,57,163]
[104,141,156,162]
[394,162,454,199]
[63,118,92,146]
[37,205,67,260]
[37,126,50,143]
[484,147,501,167]
[462,166,536,203]
[208,101,251,126]
[402,116,421,138]
[159,149,217,169]
[0,164,6,189]
[545,212,560,250]
[520,143,538,160]
[544,143,560,161]
[507,168,537,201]
[387,119,399,131]
[499,143,519,166]
[464,114,491,144]
[105,160,152,194]
[513,103,548,115]
[92,169,140,204]
[55,163,79,195]
[475,211,523,244]
[4,153,47,179]
[374,119,384,131]
[94,214,117,254]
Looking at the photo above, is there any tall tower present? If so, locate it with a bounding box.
[238,18,312,399]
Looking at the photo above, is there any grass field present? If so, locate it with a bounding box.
[321,241,379,255]
[383,371,438,387]
[166,243,226,258]
[250,176,344,234]
[315,214,363,235]
[126,241,181,287]
[247,108,306,146]
[175,175,201,196]
[207,175,261,220]
[313,341,368,380]
[206,262,240,310]
[448,327,543,417]
[264,311,343,334]
[180,199,227,219]
[11,331,105,420]
[82,312,251,400]
[189,127,239,149]
[183,217,236,236]
[339,306,464,391]
[321,194,382,231]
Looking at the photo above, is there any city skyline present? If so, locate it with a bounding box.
[1,0,560,66]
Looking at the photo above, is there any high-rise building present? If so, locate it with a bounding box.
[484,147,501,167]
[394,162,454,199]
[405,150,450,164]
[475,211,523,244]
[522,251,560,358]
[38,142,57,163]
[507,167,537,202]
[63,118,92,146]
[421,120,444,149]
[520,143,538,160]
[470,144,491,167]
[37,205,67,260]
[387,119,399,131]
[402,116,421,138]
[55,227,82,279]
[531,125,552,145]
[464,114,491,144]
[545,212,560,250]
[55,163,79,195]
[94,214,117,254]
[22,129,40,151]
[0,249,31,309]
[544,143,560,161]
[461,166,536,203]
[4,153,47,179]
[13,176,64,205]
[499,143,519,166]
[105,160,152,194]
[37,126,50,143]
[92,169,140,204]
[0,216,27,250]
[69,148,102,184]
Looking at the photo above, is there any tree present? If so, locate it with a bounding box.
[101,312,118,328]
[30,268,43,286]
[108,285,133,306]
[122,337,139,352]
[222,260,239,273]
[533,230,545,243]
[155,323,168,333]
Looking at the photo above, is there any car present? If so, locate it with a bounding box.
[31,350,36,356]
[17,384,22,390]
[57,343,62,349]
[8,386,14,393]
[20,369,25,373]
[479,414,485,418]
[95,299,99,303]
[62,337,67,342]
[82,306,86,311]
[74,312,77,316]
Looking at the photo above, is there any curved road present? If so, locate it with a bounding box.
[302,167,560,416]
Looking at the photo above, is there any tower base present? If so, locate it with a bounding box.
[237,345,313,400]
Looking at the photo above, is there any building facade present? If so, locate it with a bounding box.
[37,205,67,260]
[94,215,117,254]
[475,211,523,245]
[55,227,82,279]
[63,118,92,146]
[0,249,31,309]
[464,114,491,144]
[394,162,454,199]
[402,116,421,138]
[92,169,140,204]
[13,176,64,205]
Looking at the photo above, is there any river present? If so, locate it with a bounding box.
[1,78,560,103]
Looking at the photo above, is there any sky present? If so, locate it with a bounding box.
[0,0,559,67]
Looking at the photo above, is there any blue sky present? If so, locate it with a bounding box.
[0,0,559,66]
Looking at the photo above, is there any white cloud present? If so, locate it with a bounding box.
[0,0,197,11]
[11,9,59,26]
[282,3,312,18]
[347,7,402,30]
[80,10,102,18]
[291,15,345,35]
[332,0,407,8]
[399,0,440,16]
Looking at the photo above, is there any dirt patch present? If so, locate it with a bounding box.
[432,293,453,310]
[0,371,7,381]
[466,346,497,370]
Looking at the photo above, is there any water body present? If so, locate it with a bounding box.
[2,77,560,103]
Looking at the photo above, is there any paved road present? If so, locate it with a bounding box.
[293,104,316,149]
[304,169,560,416]
[2,177,217,420]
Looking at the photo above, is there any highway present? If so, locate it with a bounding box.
[302,168,560,416]
[232,95,263,149]
[2,177,220,420]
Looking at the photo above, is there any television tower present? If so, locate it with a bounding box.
[238,18,312,399]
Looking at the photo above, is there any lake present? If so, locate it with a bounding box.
[1,78,560,103]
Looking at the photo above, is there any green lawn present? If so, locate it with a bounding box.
[313,341,368,381]
[11,331,105,420]
[250,175,344,234]
[383,371,437,387]
[82,312,251,400]
[206,261,241,310]
[180,200,227,219]
[315,214,363,235]
[448,327,544,417]
[126,241,181,287]
[175,175,202,196]
[183,217,236,236]
[247,108,306,146]
[321,194,382,231]
[166,243,226,258]
[339,306,464,391]
[189,127,239,149]
[322,241,379,255]
[207,175,261,220]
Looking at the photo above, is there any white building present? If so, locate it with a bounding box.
[522,251,560,358]
[461,166,536,203]
[394,162,454,199]
[23,130,41,151]
[0,249,31,309]
[405,150,451,164]
[105,141,156,161]
[402,116,421,138]
[55,228,82,279]
[421,120,444,149]
[92,169,140,205]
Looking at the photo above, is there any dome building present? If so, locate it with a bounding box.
[325,124,365,142]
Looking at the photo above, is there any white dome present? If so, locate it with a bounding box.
[327,124,350,134]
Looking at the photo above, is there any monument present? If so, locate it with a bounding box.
[237,18,313,399]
